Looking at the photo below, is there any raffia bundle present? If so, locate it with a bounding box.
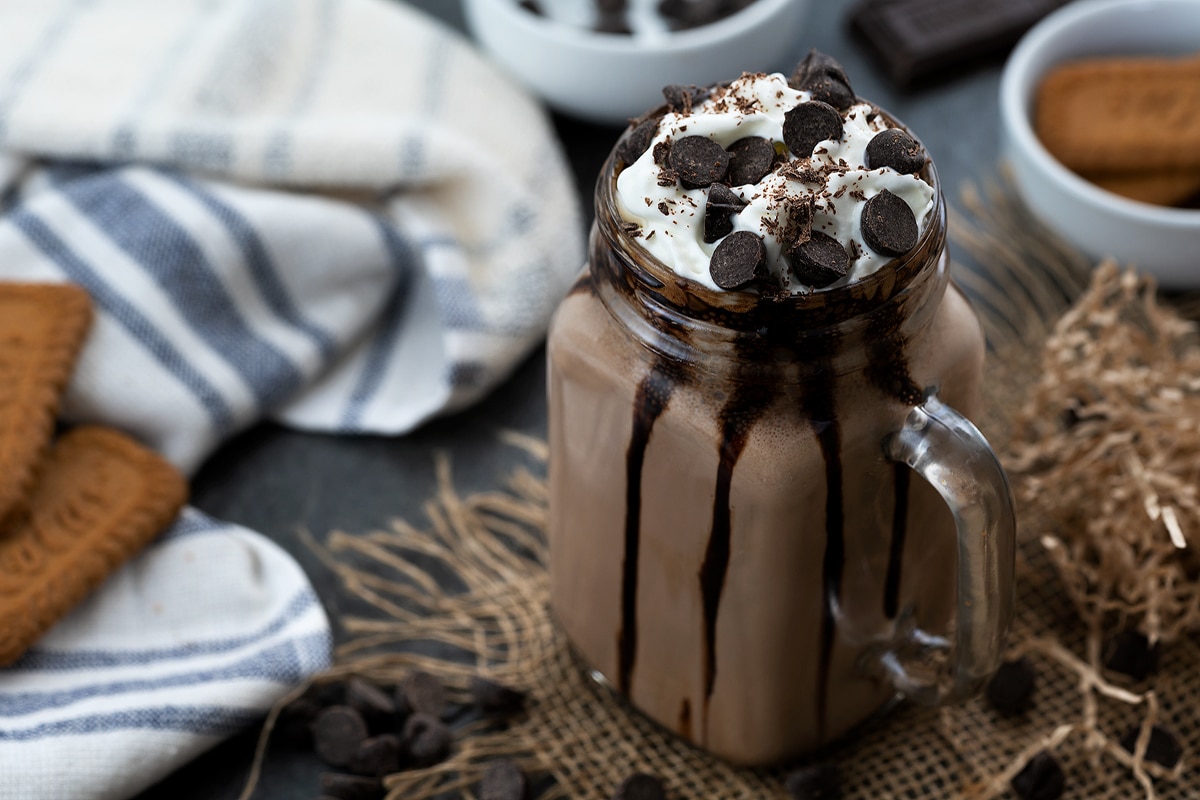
[1008,264,1200,645]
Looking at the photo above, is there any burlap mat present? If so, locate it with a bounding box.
[244,181,1200,800]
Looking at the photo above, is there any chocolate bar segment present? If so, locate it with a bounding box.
[848,0,1071,87]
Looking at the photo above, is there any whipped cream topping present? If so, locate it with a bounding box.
[615,72,936,293]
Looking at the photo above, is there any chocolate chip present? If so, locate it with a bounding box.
[725,137,776,186]
[470,675,528,716]
[782,101,843,158]
[787,230,849,289]
[865,128,926,174]
[789,50,855,110]
[349,734,402,777]
[804,74,856,111]
[790,49,853,92]
[596,12,633,34]
[400,670,447,717]
[783,763,840,799]
[1059,398,1106,430]
[703,183,747,243]
[1010,751,1065,800]
[656,0,686,21]
[403,711,453,766]
[344,677,396,732]
[1120,724,1183,769]
[709,230,766,290]
[276,695,320,747]
[657,0,732,29]
[597,0,626,12]
[619,116,660,165]
[518,0,543,15]
[480,759,528,800]
[311,705,369,768]
[860,189,918,256]
[1103,629,1159,681]
[985,657,1036,716]
[669,135,729,189]
[662,84,708,114]
[613,772,667,800]
[319,772,384,800]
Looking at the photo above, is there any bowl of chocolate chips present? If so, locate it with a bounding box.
[463,0,810,125]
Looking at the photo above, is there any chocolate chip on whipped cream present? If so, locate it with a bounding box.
[861,189,919,256]
[662,83,710,114]
[617,117,661,165]
[669,135,731,189]
[865,128,928,175]
[703,183,748,243]
[783,101,844,159]
[789,49,857,111]
[788,230,850,289]
[725,136,777,186]
[709,230,767,290]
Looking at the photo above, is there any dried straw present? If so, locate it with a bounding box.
[1008,264,1200,645]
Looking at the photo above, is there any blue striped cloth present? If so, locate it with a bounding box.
[0,0,583,797]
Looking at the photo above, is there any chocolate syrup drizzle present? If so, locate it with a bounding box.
[805,367,844,743]
[678,698,693,741]
[617,364,677,696]
[866,314,925,625]
[884,463,910,620]
[699,384,773,709]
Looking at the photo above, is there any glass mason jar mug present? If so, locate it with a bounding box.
[546,128,1016,765]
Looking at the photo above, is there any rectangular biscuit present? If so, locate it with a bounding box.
[0,282,93,527]
[1034,54,1200,172]
[1082,167,1200,207]
[0,426,188,666]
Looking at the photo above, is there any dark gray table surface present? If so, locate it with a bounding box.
[134,1,1008,797]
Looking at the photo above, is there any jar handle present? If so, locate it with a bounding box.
[876,392,1016,705]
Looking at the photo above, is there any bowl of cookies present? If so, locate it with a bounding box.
[463,0,810,125]
[999,0,1200,288]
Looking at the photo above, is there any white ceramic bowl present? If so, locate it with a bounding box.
[463,0,810,125]
[1000,0,1200,288]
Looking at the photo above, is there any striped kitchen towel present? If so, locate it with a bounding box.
[0,0,584,797]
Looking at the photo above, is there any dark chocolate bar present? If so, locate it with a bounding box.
[848,0,1073,87]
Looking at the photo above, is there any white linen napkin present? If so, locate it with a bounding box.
[0,0,585,797]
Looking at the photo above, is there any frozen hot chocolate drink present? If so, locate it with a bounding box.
[547,53,1015,765]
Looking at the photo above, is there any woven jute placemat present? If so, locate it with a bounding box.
[243,182,1200,800]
